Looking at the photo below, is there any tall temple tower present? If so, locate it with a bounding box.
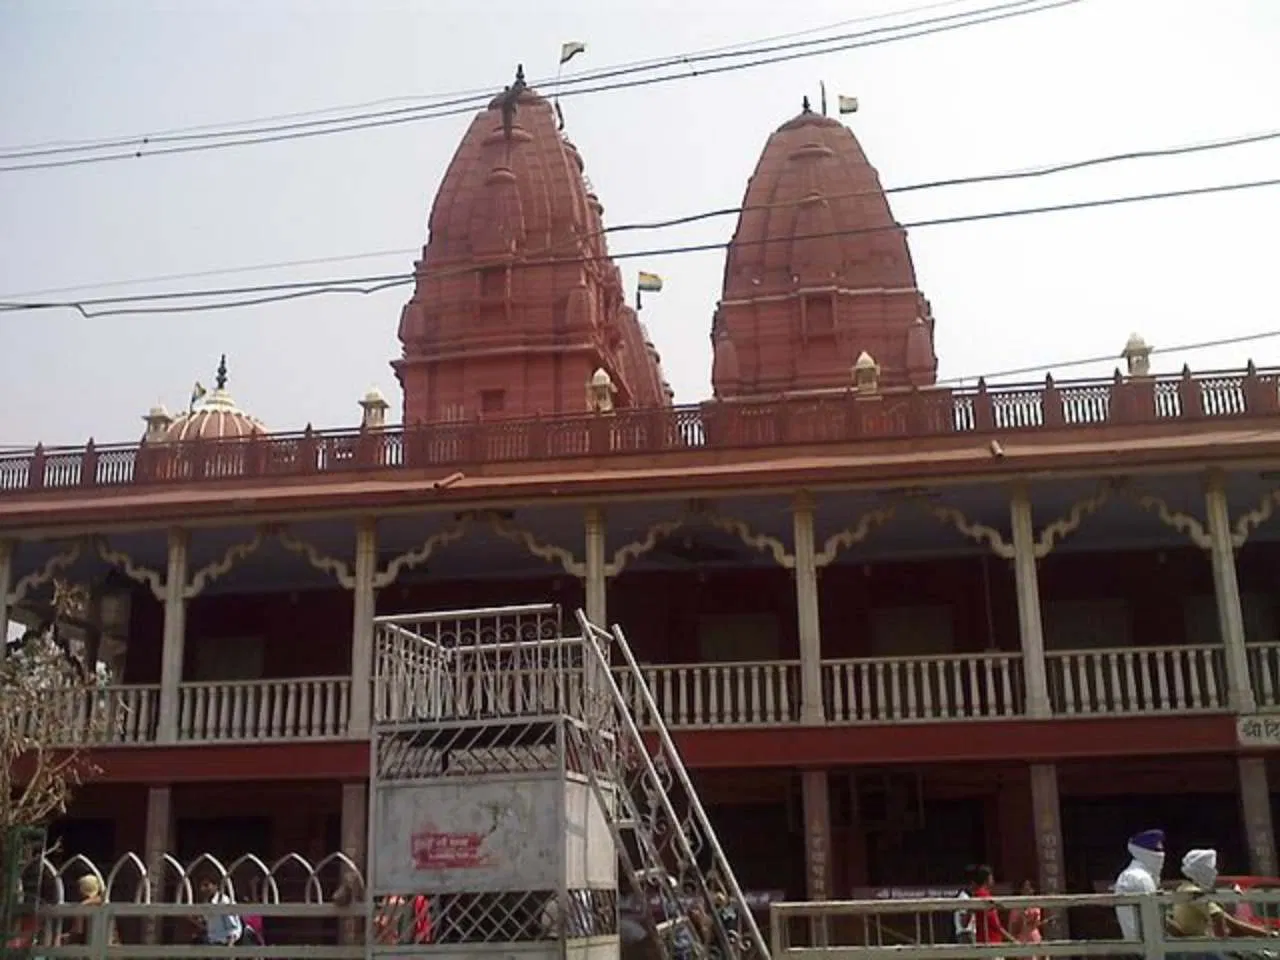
[395,68,670,424]
[711,100,938,399]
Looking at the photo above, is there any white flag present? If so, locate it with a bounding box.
[560,41,587,65]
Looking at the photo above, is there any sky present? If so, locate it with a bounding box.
[1,0,1279,448]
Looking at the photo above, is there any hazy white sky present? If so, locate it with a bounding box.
[1,0,1278,448]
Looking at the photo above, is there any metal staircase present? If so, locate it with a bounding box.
[569,609,770,960]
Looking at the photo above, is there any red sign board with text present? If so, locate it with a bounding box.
[411,831,492,870]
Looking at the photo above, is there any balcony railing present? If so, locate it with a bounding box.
[1247,642,1280,709]
[618,660,802,728]
[177,676,352,741]
[21,644,1280,747]
[1,365,1273,495]
[1045,643,1228,715]
[823,651,1023,723]
[14,683,160,745]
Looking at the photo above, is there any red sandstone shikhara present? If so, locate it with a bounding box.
[3,75,1279,902]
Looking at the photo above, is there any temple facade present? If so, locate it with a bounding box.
[3,73,1280,914]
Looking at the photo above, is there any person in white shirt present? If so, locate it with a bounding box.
[954,888,977,946]
[196,877,243,946]
[1113,829,1165,942]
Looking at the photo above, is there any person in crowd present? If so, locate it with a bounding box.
[1168,848,1277,953]
[1008,879,1047,960]
[955,869,977,946]
[194,875,243,946]
[68,874,117,946]
[239,877,265,946]
[375,894,431,944]
[969,864,1014,947]
[1113,829,1166,941]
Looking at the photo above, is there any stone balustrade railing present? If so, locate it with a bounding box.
[1,365,1273,494]
[20,644,1280,747]
[823,650,1024,723]
[1045,643,1227,714]
[177,676,352,741]
[618,660,802,728]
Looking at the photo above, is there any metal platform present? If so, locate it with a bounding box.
[367,603,768,960]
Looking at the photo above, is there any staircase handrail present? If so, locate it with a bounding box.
[574,609,772,960]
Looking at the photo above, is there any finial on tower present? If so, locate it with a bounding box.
[802,95,812,114]
[500,65,529,142]
[215,354,228,391]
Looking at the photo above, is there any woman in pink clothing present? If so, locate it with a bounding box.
[1009,879,1046,960]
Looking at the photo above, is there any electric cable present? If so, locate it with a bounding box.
[0,0,993,157]
[4,121,1277,302]
[2,174,1276,319]
[0,0,1081,172]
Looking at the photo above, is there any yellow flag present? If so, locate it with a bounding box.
[637,272,663,293]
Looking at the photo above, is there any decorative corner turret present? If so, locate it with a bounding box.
[360,386,390,430]
[1122,333,1153,378]
[853,351,881,394]
[142,403,174,443]
[586,368,617,413]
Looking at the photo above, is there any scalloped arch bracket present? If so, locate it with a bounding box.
[927,484,1111,560]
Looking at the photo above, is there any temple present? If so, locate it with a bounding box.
[3,72,1280,933]
[395,66,670,423]
[712,97,936,399]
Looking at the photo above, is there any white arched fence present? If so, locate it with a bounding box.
[12,849,367,957]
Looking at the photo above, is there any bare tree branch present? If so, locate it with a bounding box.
[2,580,107,830]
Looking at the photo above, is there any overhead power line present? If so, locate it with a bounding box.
[0,0,987,157]
[5,122,1276,302]
[0,0,1081,172]
[3,174,1277,319]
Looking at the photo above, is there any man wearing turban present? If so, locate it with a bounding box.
[1113,829,1166,942]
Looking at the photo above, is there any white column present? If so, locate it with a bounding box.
[157,529,189,744]
[793,493,825,725]
[1029,763,1065,894]
[584,506,607,625]
[1009,486,1051,718]
[143,785,172,943]
[348,519,377,738]
[0,538,12,655]
[1204,472,1257,713]
[1239,756,1277,876]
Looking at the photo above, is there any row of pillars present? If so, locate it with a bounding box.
[0,473,1254,737]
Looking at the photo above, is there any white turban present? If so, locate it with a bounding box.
[1181,848,1218,889]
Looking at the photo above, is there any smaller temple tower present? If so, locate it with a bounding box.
[395,67,670,424]
[712,99,938,399]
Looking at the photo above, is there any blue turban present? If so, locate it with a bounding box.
[1128,829,1165,852]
